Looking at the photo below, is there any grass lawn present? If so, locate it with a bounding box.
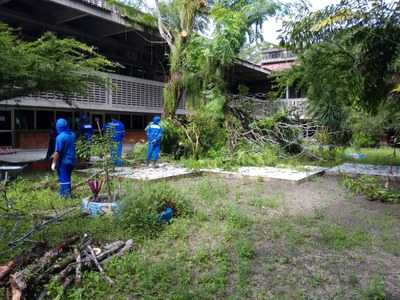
[343,146,400,166]
[1,168,399,299]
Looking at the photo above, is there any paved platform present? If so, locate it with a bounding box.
[78,164,327,184]
[204,166,327,184]
[2,150,400,184]
[326,163,400,178]
[0,149,46,164]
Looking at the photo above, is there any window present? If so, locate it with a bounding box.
[36,111,54,130]
[15,110,34,130]
[0,111,11,130]
[119,114,131,129]
[132,115,144,129]
[56,111,74,129]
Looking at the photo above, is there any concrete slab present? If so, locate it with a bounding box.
[203,166,327,184]
[0,149,46,164]
[78,164,327,184]
[326,163,400,179]
[77,164,195,181]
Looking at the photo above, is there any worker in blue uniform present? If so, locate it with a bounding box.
[102,115,125,167]
[77,115,94,161]
[146,116,163,168]
[77,115,94,141]
[51,118,77,198]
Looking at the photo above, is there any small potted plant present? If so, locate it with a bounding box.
[81,121,122,217]
[82,179,121,217]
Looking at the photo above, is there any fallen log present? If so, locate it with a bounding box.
[100,239,134,265]
[8,235,79,300]
[0,240,48,284]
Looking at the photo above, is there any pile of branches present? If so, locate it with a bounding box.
[0,235,133,299]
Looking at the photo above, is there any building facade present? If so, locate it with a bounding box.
[0,0,273,149]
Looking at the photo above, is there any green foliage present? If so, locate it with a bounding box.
[365,277,390,300]
[280,0,400,114]
[118,182,193,238]
[351,132,375,149]
[75,139,91,160]
[346,101,400,147]
[0,22,118,102]
[343,147,400,166]
[341,173,400,203]
[125,140,148,162]
[319,223,368,250]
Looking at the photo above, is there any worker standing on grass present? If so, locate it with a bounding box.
[146,116,163,168]
[102,115,125,167]
[51,118,77,199]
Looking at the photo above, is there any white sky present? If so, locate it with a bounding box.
[263,0,341,44]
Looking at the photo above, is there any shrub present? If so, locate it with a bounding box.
[125,140,148,162]
[118,182,193,238]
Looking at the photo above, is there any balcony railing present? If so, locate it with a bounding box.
[10,73,186,113]
[253,98,307,119]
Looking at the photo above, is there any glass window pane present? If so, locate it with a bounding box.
[15,110,34,130]
[36,111,54,130]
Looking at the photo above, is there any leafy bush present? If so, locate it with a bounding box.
[118,182,193,238]
[160,117,189,159]
[351,132,376,149]
[125,140,148,162]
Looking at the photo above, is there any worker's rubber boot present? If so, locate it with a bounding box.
[152,160,158,169]
[146,160,150,167]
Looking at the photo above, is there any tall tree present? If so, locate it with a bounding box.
[0,22,117,102]
[279,0,400,115]
[109,0,287,119]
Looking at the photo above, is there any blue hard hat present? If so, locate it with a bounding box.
[80,116,88,121]
[153,116,161,124]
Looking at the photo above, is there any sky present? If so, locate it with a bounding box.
[263,0,341,44]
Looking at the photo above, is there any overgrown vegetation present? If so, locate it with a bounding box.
[1,173,399,298]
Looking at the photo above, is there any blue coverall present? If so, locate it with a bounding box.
[102,119,125,167]
[55,119,77,198]
[78,117,94,158]
[146,116,163,165]
[78,118,94,142]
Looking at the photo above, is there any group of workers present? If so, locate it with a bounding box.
[47,115,162,199]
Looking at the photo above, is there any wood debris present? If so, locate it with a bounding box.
[0,236,134,300]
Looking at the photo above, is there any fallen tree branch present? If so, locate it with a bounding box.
[86,245,114,285]
[9,235,80,300]
[8,207,77,246]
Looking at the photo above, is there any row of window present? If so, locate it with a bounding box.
[8,110,147,131]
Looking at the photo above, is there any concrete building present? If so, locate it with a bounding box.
[0,0,272,148]
[260,48,307,119]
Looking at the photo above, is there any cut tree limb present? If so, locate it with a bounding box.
[9,235,79,300]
